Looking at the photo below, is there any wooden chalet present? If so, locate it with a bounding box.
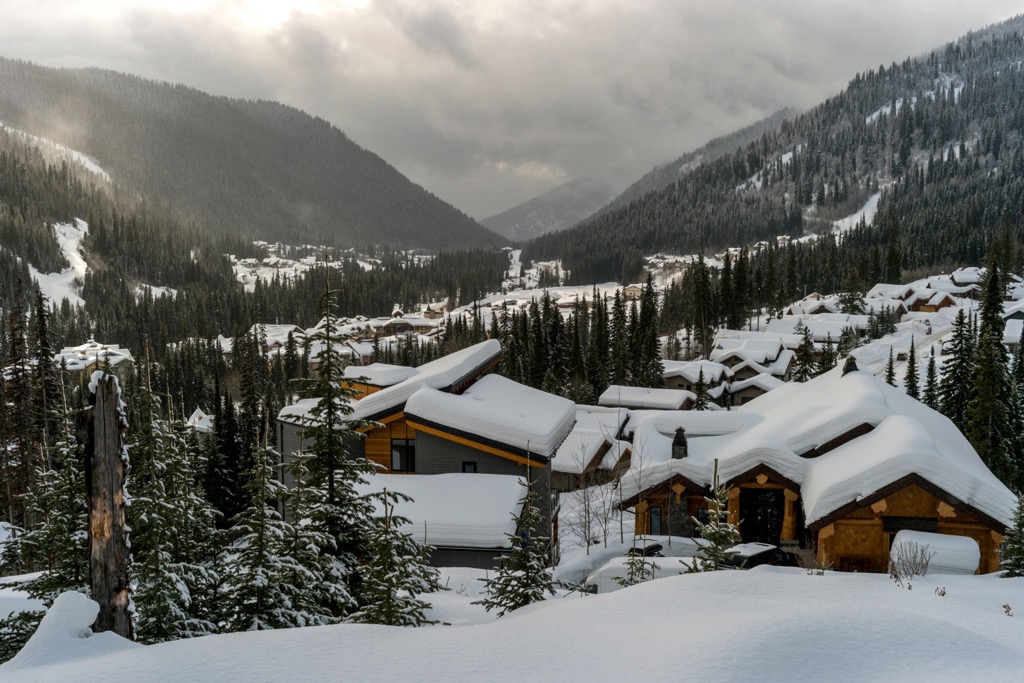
[617,364,1016,574]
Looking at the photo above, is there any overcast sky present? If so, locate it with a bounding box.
[1,1,1021,219]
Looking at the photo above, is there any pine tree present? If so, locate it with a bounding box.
[615,549,659,587]
[923,346,939,410]
[693,369,709,411]
[350,489,438,626]
[225,416,314,631]
[939,309,975,433]
[904,336,919,400]
[816,333,837,376]
[885,346,896,386]
[692,460,740,571]
[129,350,220,643]
[474,480,554,616]
[793,320,816,382]
[1002,494,1024,578]
[298,279,377,618]
[968,260,1014,484]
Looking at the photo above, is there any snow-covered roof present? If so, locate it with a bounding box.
[728,373,786,394]
[405,374,576,458]
[621,367,1016,529]
[598,385,694,411]
[55,338,134,371]
[186,407,213,434]
[355,473,524,548]
[661,360,732,384]
[349,340,501,421]
[344,363,420,387]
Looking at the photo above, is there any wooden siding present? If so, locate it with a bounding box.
[814,482,1004,574]
[362,418,416,472]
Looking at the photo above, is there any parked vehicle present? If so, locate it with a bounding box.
[721,542,799,569]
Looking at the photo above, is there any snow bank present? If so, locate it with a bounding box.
[890,530,980,575]
[355,473,524,548]
[4,591,140,672]
[5,572,1024,682]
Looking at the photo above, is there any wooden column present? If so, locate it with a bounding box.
[86,374,134,641]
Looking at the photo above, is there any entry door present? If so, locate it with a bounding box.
[739,489,784,545]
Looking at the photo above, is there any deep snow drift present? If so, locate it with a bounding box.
[3,569,1024,682]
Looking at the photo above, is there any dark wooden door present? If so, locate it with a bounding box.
[739,489,783,545]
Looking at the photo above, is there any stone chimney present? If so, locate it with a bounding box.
[672,427,688,459]
[842,356,858,376]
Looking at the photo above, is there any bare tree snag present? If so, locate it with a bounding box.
[85,373,134,641]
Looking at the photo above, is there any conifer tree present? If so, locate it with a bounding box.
[350,489,438,626]
[885,346,896,386]
[475,480,554,616]
[692,460,740,571]
[693,369,709,411]
[1001,494,1024,578]
[904,336,919,400]
[225,415,314,631]
[939,309,976,433]
[816,333,837,376]
[298,279,377,618]
[968,260,1014,484]
[923,346,939,410]
[793,320,816,382]
[615,548,659,587]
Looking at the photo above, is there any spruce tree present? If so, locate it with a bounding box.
[693,460,740,571]
[923,346,939,410]
[298,280,377,618]
[475,480,554,616]
[904,336,919,400]
[816,333,837,376]
[693,369,709,411]
[350,489,438,626]
[1002,494,1024,577]
[793,320,816,382]
[939,309,976,433]
[885,346,896,386]
[225,417,314,631]
[968,260,1014,484]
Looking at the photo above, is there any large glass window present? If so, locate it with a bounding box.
[391,438,415,472]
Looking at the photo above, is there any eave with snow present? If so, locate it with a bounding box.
[616,365,1016,574]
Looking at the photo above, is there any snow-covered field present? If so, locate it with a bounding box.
[3,568,1024,682]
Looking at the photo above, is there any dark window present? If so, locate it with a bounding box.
[462,461,477,473]
[650,506,663,535]
[391,438,415,472]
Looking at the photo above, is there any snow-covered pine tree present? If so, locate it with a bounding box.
[792,320,816,382]
[475,479,554,616]
[129,352,219,643]
[225,412,315,631]
[693,369,709,411]
[614,547,659,587]
[297,279,378,618]
[693,460,740,571]
[0,376,88,662]
[816,333,837,376]
[350,488,438,626]
[1002,494,1024,577]
[939,308,975,432]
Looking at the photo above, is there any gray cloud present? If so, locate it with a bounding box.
[0,0,1020,219]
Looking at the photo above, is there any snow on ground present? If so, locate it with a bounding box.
[28,219,88,307]
[4,570,1024,682]
[831,192,881,234]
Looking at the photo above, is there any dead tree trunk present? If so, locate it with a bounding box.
[85,374,134,641]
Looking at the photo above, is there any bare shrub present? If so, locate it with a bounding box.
[890,540,936,589]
